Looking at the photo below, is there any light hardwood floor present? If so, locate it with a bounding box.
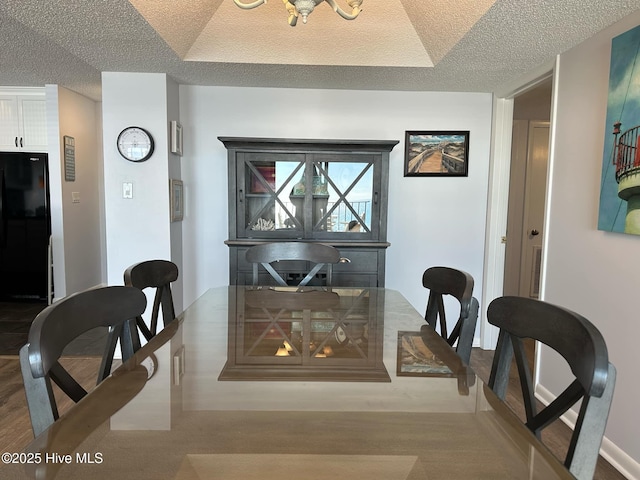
[0,350,625,480]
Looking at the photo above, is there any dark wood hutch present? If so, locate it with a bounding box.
[220,137,398,287]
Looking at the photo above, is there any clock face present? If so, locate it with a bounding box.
[117,127,154,162]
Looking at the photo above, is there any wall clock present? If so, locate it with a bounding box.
[117,126,154,162]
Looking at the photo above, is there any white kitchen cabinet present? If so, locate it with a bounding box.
[0,94,47,152]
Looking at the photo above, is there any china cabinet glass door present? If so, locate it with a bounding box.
[238,152,378,240]
[310,154,378,240]
[239,152,305,238]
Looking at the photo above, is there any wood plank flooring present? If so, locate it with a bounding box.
[0,302,46,355]
[0,349,625,479]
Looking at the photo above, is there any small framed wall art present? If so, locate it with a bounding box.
[170,120,183,156]
[170,179,184,222]
[63,135,76,181]
[404,130,469,177]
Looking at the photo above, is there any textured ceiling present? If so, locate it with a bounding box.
[1,1,640,101]
[130,0,495,68]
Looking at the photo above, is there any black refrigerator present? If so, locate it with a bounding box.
[0,152,51,301]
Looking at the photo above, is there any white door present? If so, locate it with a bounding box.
[519,121,549,298]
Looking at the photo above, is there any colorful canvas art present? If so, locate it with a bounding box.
[599,24,640,235]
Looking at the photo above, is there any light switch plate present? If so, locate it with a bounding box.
[123,182,133,199]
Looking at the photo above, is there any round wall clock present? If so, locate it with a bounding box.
[117,126,154,162]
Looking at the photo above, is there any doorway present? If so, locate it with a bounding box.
[503,78,552,298]
[502,79,552,369]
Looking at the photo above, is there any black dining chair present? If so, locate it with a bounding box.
[100,260,178,379]
[422,266,479,364]
[487,296,616,480]
[246,242,345,287]
[124,259,179,340]
[19,286,147,436]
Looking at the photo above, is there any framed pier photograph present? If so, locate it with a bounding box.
[404,130,469,177]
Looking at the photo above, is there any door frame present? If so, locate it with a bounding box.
[480,58,558,349]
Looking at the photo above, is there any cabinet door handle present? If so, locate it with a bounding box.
[20,137,23,148]
[14,137,18,148]
[239,189,244,203]
[374,191,379,205]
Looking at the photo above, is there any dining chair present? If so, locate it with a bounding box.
[422,266,479,364]
[124,259,179,340]
[100,260,179,379]
[245,242,344,287]
[19,286,147,436]
[487,296,616,480]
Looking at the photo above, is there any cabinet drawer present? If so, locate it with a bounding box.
[332,273,379,287]
[335,249,379,273]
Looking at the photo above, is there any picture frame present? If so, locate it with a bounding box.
[170,179,184,222]
[63,135,76,182]
[404,130,469,177]
[170,120,183,156]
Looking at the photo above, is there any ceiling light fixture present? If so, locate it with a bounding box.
[233,0,363,27]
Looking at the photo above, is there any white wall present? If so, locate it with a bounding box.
[102,73,172,286]
[45,85,102,298]
[166,77,183,314]
[543,11,640,476]
[180,86,492,338]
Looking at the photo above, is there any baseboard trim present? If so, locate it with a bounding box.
[536,384,639,479]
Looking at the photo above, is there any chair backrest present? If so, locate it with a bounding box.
[19,286,146,436]
[422,266,478,364]
[246,242,341,287]
[124,259,179,340]
[487,296,616,480]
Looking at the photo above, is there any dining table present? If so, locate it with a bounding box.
[1,286,574,480]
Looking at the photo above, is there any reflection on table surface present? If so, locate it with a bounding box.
[220,287,390,382]
[4,286,573,480]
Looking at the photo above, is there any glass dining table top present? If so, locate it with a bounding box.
[3,286,574,480]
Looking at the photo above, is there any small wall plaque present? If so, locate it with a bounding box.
[64,135,75,181]
[170,121,183,156]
